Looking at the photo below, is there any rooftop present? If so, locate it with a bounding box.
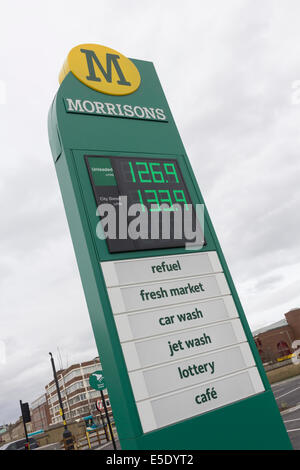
[252,318,288,336]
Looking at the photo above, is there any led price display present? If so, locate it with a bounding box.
[86,155,203,253]
[126,161,189,211]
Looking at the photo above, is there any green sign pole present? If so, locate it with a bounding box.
[100,389,116,450]
[96,400,109,441]
[89,370,116,449]
[48,43,292,450]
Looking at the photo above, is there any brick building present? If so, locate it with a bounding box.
[45,357,113,425]
[253,308,300,363]
[30,394,51,431]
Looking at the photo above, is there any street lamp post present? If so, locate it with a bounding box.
[49,352,75,449]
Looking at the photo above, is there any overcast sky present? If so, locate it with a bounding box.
[1,0,300,424]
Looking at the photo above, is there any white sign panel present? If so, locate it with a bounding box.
[137,368,264,433]
[101,251,222,287]
[101,251,264,433]
[107,273,230,314]
[114,295,237,342]
[129,343,255,401]
[122,318,246,371]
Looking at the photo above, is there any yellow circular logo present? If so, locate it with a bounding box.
[59,43,141,96]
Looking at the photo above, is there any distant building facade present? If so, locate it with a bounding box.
[2,418,33,442]
[30,394,51,431]
[253,308,300,363]
[45,357,113,425]
[0,425,7,443]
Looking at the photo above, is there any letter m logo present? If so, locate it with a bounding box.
[80,48,131,86]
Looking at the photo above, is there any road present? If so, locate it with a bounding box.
[272,375,300,450]
[95,439,121,450]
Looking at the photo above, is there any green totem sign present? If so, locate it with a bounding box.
[48,43,292,450]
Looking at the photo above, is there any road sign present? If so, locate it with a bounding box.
[96,399,103,412]
[89,370,106,391]
[48,43,291,449]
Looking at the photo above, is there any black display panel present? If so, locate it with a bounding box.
[85,155,204,253]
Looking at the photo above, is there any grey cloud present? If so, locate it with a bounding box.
[1,0,300,423]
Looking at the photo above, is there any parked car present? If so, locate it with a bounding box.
[0,437,39,450]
